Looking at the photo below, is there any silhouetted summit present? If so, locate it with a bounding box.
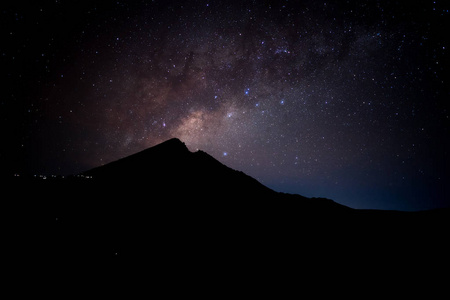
[84,138,190,179]
[83,137,278,198]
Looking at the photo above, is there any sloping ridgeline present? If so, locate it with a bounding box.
[51,138,448,293]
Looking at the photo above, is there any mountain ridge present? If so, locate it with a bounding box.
[81,137,349,210]
[51,137,450,285]
[77,138,450,229]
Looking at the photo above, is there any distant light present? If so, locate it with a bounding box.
[223,152,228,156]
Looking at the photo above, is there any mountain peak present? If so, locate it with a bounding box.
[134,137,190,159]
[82,138,190,179]
[161,137,186,147]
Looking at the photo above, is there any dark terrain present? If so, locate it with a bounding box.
[45,138,450,292]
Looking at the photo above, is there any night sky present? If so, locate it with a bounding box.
[2,0,449,210]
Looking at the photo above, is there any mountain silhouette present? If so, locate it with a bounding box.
[50,138,449,290]
[82,138,275,197]
[82,137,346,211]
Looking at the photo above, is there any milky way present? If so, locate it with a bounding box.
[4,0,449,210]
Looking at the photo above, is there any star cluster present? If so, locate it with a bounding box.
[3,0,449,210]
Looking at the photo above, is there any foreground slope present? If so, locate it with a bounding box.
[51,138,449,290]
